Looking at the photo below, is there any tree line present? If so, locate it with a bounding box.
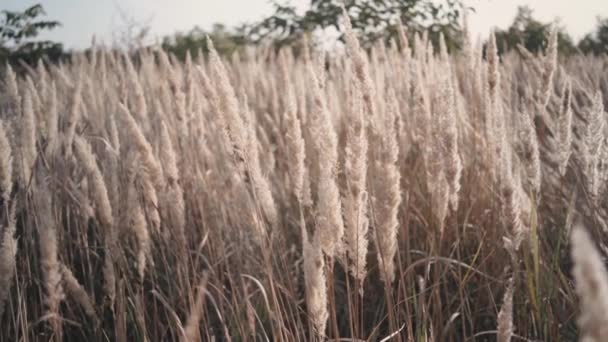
[1,2,607,67]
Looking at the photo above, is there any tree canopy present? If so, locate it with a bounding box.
[578,17,608,55]
[0,4,64,66]
[494,6,576,56]
[249,0,466,49]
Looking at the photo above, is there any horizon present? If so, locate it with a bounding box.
[2,0,608,50]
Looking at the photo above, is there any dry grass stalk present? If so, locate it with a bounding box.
[0,120,13,202]
[571,225,608,342]
[302,228,328,337]
[34,176,64,339]
[372,89,401,284]
[343,83,369,282]
[497,277,515,342]
[0,204,16,318]
[182,273,209,342]
[557,79,573,175]
[60,264,97,320]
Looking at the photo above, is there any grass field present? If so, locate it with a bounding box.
[0,11,608,341]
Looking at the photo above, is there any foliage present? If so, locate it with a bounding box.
[494,6,576,56]
[162,24,249,61]
[578,17,608,55]
[0,4,64,66]
[249,0,466,50]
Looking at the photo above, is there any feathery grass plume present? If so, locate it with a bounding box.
[72,134,117,303]
[183,273,209,342]
[571,225,608,341]
[34,175,64,339]
[343,83,369,282]
[462,12,475,73]
[128,179,151,281]
[25,77,42,129]
[279,52,306,204]
[499,137,525,250]
[302,228,328,337]
[518,109,541,196]
[557,79,573,176]
[124,53,148,123]
[19,89,37,188]
[61,264,97,320]
[4,64,20,116]
[0,204,16,318]
[118,103,164,190]
[412,60,431,146]
[241,97,279,228]
[45,82,59,157]
[0,121,12,202]
[436,74,462,212]
[159,122,179,185]
[581,92,605,201]
[307,52,344,257]
[342,4,377,119]
[63,75,83,157]
[206,38,248,155]
[540,25,558,108]
[372,89,402,284]
[207,37,278,227]
[159,122,186,252]
[486,31,501,161]
[73,135,113,229]
[497,277,515,342]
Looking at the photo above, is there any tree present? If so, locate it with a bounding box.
[249,0,466,50]
[494,6,576,56]
[162,24,249,61]
[0,4,64,66]
[578,17,608,55]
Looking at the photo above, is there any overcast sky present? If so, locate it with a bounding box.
[2,0,608,49]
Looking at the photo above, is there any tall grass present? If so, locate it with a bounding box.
[0,17,607,341]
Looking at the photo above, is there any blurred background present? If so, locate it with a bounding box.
[1,0,607,66]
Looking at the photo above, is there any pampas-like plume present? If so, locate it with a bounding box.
[34,176,64,339]
[500,140,525,251]
[518,109,541,196]
[540,25,558,108]
[0,205,16,318]
[571,225,608,341]
[63,76,83,156]
[73,135,113,229]
[159,122,186,252]
[61,264,97,319]
[279,52,306,204]
[0,121,13,202]
[129,180,151,281]
[124,53,148,123]
[19,89,37,188]
[118,103,164,190]
[45,82,59,157]
[372,90,402,285]
[342,5,377,119]
[4,64,21,116]
[436,75,462,212]
[207,37,278,227]
[557,79,573,176]
[581,92,605,201]
[343,83,369,282]
[302,228,328,337]
[496,277,515,342]
[72,135,116,303]
[307,55,344,257]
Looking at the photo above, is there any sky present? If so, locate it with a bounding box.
[2,0,608,50]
